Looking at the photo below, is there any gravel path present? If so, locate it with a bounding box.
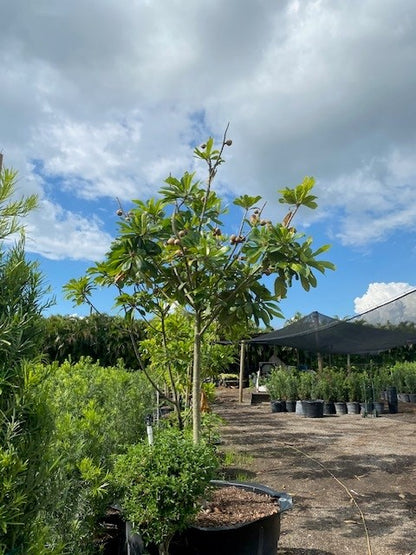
[213,388,416,555]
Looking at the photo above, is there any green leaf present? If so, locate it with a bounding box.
[274,279,287,299]
[233,195,262,209]
[300,275,311,291]
[278,176,317,209]
[312,244,331,257]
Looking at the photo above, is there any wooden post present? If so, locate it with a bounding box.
[238,340,246,403]
[313,312,323,372]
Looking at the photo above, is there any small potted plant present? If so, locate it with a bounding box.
[316,367,337,415]
[298,372,323,418]
[345,371,361,414]
[285,371,299,412]
[110,426,292,555]
[359,371,374,414]
[333,371,348,415]
[404,370,416,403]
[266,368,287,412]
[111,427,219,555]
[371,371,386,414]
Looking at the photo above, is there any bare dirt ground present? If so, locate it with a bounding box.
[213,388,416,555]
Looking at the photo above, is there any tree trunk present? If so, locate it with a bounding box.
[158,539,171,555]
[192,312,202,443]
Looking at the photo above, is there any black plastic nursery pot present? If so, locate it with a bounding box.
[251,392,271,405]
[271,400,285,413]
[285,399,296,412]
[386,386,398,413]
[346,401,360,415]
[360,401,374,414]
[301,400,324,418]
[170,480,292,555]
[323,401,336,415]
[334,401,347,415]
[373,401,385,415]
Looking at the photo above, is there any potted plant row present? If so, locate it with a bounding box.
[264,366,400,418]
[386,362,416,403]
[266,368,298,413]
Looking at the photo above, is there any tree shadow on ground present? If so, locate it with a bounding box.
[288,453,416,481]
[220,467,257,480]
[219,429,338,456]
[291,490,416,540]
[277,549,334,554]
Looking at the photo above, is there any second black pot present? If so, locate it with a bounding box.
[170,481,292,555]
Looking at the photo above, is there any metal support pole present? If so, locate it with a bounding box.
[146,414,154,445]
[238,340,245,403]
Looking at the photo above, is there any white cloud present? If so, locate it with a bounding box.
[354,282,416,325]
[322,149,416,246]
[25,199,112,261]
[2,1,416,259]
[33,114,145,200]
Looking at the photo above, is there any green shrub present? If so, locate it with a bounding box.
[298,371,317,400]
[112,428,219,555]
[345,371,362,402]
[285,371,299,399]
[404,370,416,393]
[0,363,59,555]
[315,367,339,401]
[201,381,217,403]
[389,361,416,391]
[331,370,348,401]
[266,368,288,400]
[30,358,155,554]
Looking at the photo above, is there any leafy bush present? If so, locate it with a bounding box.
[0,363,57,555]
[30,358,155,553]
[390,361,416,392]
[315,367,339,401]
[345,371,362,402]
[298,371,317,400]
[404,371,416,393]
[112,428,219,555]
[285,371,299,399]
[266,367,288,400]
[0,166,54,554]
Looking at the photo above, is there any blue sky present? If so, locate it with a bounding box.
[3,1,416,327]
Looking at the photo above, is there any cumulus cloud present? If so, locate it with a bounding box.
[322,149,416,246]
[2,1,416,260]
[354,282,416,325]
[25,199,113,261]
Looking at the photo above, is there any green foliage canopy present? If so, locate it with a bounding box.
[65,132,335,441]
[112,427,219,554]
[41,313,146,368]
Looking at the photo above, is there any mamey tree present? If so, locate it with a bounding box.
[65,130,334,442]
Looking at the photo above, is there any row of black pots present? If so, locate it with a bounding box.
[271,399,389,418]
[397,392,416,403]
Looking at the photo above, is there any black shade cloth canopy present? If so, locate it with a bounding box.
[248,311,416,355]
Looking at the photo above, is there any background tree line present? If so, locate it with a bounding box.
[39,313,416,375]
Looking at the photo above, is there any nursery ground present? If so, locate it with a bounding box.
[213,388,416,555]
